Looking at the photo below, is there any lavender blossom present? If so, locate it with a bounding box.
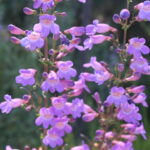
[33,0,55,12]
[105,87,127,107]
[137,1,150,21]
[21,31,44,51]
[16,69,36,86]
[35,107,54,129]
[41,71,64,93]
[43,128,63,148]
[56,61,77,80]
[117,102,142,124]
[71,98,84,119]
[35,14,60,37]
[127,38,150,57]
[51,117,72,136]
[0,95,28,114]
[51,96,70,117]
[130,57,150,75]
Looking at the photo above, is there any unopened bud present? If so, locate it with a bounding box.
[120,9,130,20]
[10,36,20,44]
[8,24,25,35]
[23,7,36,15]
[113,14,121,24]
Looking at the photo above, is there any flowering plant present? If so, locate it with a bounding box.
[1,0,150,149]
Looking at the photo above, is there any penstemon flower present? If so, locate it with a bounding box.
[1,0,150,149]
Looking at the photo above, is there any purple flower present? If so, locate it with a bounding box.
[51,117,72,136]
[117,102,142,124]
[83,57,112,84]
[105,87,127,107]
[70,76,91,96]
[43,128,63,148]
[64,26,85,36]
[127,38,150,57]
[0,95,27,114]
[51,96,70,117]
[21,31,44,51]
[33,0,54,12]
[70,98,84,119]
[111,142,134,150]
[56,61,77,80]
[35,107,54,129]
[84,71,112,85]
[85,20,117,36]
[134,123,147,139]
[132,93,148,107]
[83,35,111,50]
[130,57,150,74]
[137,1,150,21]
[16,69,36,86]
[70,144,90,150]
[41,71,64,93]
[84,57,106,71]
[35,14,60,37]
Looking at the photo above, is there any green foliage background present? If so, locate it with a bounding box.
[0,0,150,149]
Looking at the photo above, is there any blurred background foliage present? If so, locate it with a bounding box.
[0,0,150,149]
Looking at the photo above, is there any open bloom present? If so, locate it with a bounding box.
[127,38,150,57]
[117,102,142,124]
[56,61,77,80]
[51,96,70,117]
[105,87,127,107]
[34,14,60,37]
[43,128,63,148]
[83,57,112,85]
[137,1,150,21]
[41,71,64,93]
[35,107,54,128]
[33,0,54,12]
[70,98,84,119]
[130,57,150,75]
[86,20,116,36]
[16,69,36,86]
[0,95,28,114]
[51,117,72,136]
[21,31,44,51]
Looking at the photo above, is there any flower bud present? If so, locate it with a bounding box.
[48,49,55,55]
[10,36,20,44]
[120,9,130,20]
[42,72,48,78]
[23,7,36,15]
[113,14,121,23]
[23,95,31,101]
[82,113,98,122]
[117,63,124,72]
[8,24,25,35]
[92,92,101,104]
[126,85,145,94]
